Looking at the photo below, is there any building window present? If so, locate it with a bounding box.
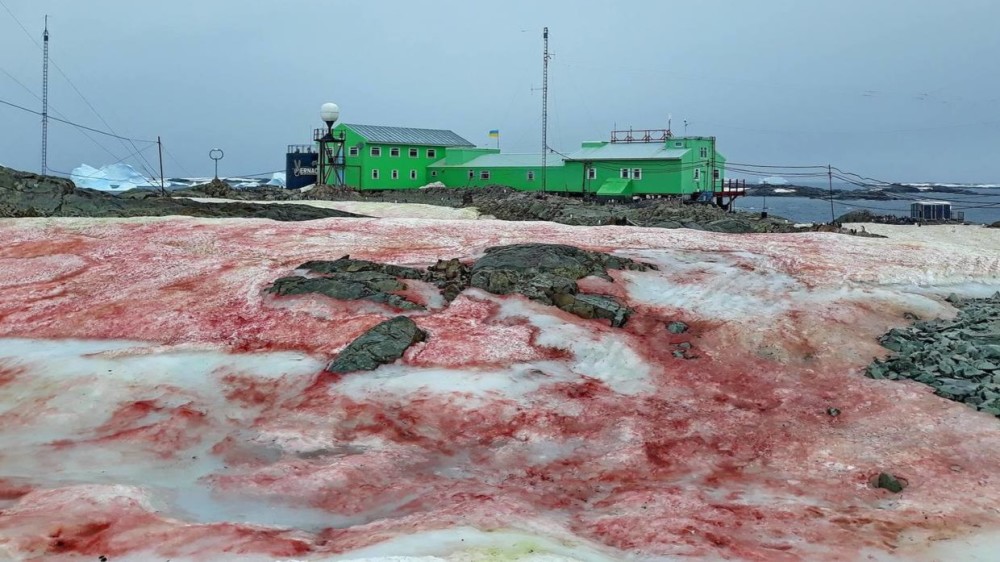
[468,170,475,180]
[391,169,399,180]
[674,141,684,148]
[409,169,417,180]
[431,171,438,177]
[632,168,642,180]
[370,146,382,157]
[349,146,359,157]
[694,169,701,180]
[527,170,535,181]
[587,167,597,180]
[372,169,380,180]
[480,170,491,180]
[427,149,437,159]
[390,147,401,157]
[700,147,709,158]
[620,168,630,179]
[713,169,720,180]
[409,148,418,158]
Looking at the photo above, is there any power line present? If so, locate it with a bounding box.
[0,3,160,179]
[0,66,130,164]
[0,98,156,143]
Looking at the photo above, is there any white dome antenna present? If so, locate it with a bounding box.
[320,103,340,132]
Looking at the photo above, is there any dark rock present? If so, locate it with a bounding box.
[875,472,906,493]
[469,243,651,326]
[704,218,753,233]
[198,178,234,198]
[827,407,841,417]
[326,316,426,373]
[667,321,689,334]
[266,274,424,311]
[300,256,425,280]
[552,293,631,328]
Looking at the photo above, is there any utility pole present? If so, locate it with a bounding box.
[158,136,166,197]
[828,164,835,224]
[541,27,551,193]
[41,15,49,175]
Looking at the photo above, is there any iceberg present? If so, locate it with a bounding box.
[758,176,789,185]
[71,163,155,191]
[266,172,286,188]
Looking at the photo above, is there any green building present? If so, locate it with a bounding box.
[323,123,475,189]
[318,123,728,199]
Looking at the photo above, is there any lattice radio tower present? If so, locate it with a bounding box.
[41,15,50,175]
[541,27,551,192]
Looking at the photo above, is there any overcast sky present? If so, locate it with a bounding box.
[1,0,998,183]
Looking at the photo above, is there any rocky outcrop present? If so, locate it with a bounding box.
[468,244,652,326]
[0,165,365,221]
[866,294,1000,416]
[326,316,426,373]
[269,244,653,327]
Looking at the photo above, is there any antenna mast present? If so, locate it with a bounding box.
[41,15,50,175]
[541,27,551,193]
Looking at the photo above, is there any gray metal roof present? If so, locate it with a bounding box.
[564,143,689,161]
[429,153,565,168]
[343,123,474,147]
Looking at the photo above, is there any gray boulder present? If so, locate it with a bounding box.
[327,316,426,373]
[267,273,424,311]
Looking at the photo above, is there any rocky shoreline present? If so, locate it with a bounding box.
[748,183,979,201]
[2,165,889,235]
[0,167,364,221]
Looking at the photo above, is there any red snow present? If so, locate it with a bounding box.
[0,216,999,560]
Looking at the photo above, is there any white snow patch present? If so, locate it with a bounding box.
[495,295,653,395]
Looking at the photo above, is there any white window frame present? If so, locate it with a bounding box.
[349,146,359,157]
[694,168,701,180]
[390,147,401,158]
[632,168,642,180]
[480,170,491,180]
[620,168,631,179]
[370,146,382,157]
[372,169,380,180]
[587,167,597,180]
[427,148,437,159]
[468,170,475,180]
[409,169,417,180]
[409,148,418,158]
[527,170,535,181]
[391,169,399,180]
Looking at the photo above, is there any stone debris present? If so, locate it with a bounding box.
[326,316,426,373]
[866,293,1000,416]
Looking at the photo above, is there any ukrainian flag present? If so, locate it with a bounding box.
[488,129,500,138]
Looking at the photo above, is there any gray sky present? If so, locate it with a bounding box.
[1,0,998,183]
